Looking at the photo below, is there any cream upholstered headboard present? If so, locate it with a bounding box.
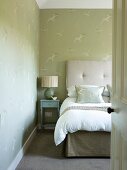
[66,60,112,88]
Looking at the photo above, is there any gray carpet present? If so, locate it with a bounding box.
[16,131,110,170]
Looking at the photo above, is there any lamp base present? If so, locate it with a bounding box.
[44,88,54,99]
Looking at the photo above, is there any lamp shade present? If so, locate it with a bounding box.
[41,76,58,88]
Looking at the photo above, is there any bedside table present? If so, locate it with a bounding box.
[38,99,60,129]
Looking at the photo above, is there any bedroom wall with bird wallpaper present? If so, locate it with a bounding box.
[0,4,112,169]
[0,0,39,169]
[39,9,112,101]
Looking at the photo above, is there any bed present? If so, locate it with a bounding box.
[54,60,112,157]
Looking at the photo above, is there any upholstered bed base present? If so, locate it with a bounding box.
[65,131,111,157]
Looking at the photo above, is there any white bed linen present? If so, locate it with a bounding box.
[54,97,111,145]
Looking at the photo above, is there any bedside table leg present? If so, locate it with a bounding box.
[57,108,59,119]
[42,108,45,129]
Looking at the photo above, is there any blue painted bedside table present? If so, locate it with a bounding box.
[38,99,60,129]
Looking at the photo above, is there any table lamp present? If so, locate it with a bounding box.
[41,76,58,99]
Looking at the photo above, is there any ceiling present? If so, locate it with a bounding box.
[35,0,112,9]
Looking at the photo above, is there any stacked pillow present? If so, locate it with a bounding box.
[67,86,77,98]
[67,85,111,103]
[75,85,104,103]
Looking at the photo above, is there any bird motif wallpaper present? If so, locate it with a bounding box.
[40,9,112,100]
[0,0,39,169]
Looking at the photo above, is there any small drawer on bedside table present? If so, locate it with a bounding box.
[41,100,59,108]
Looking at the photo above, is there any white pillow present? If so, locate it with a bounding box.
[75,85,105,103]
[102,85,110,103]
[102,85,110,97]
[67,86,77,97]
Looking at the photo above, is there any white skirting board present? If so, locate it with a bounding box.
[8,127,37,170]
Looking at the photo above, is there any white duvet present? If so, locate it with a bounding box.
[54,97,111,145]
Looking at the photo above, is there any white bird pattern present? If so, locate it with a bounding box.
[42,28,47,32]
[74,34,87,42]
[56,33,63,37]
[46,54,57,63]
[96,28,104,33]
[41,68,48,72]
[68,48,75,52]
[82,51,90,57]
[83,12,90,16]
[103,54,112,61]
[47,14,58,22]
[101,15,111,24]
